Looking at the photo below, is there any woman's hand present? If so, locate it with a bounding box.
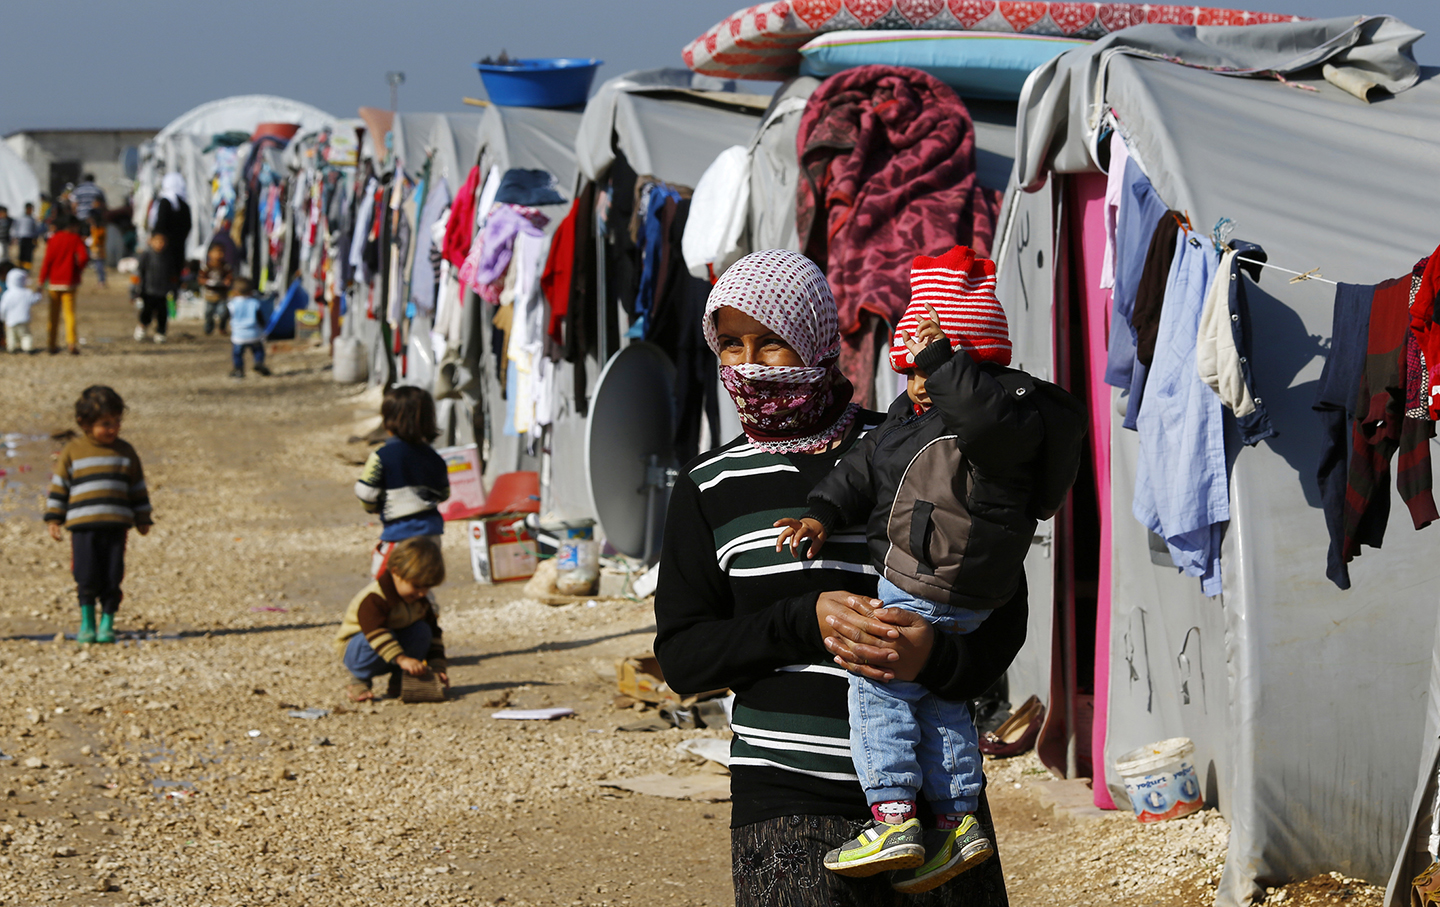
[819,595,936,683]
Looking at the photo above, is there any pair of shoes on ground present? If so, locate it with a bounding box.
[134,328,167,344]
[343,671,404,703]
[76,607,116,645]
[823,815,994,894]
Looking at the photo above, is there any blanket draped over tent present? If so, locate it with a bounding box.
[796,64,999,396]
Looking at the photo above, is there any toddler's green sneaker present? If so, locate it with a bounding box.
[890,814,994,894]
[823,818,925,877]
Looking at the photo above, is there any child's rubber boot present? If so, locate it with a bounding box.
[96,612,116,644]
[77,605,97,644]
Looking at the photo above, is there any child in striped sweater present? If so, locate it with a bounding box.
[335,537,449,702]
[44,386,152,644]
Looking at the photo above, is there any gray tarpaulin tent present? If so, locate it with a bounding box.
[392,112,483,190]
[993,16,1436,907]
[136,95,345,260]
[522,70,762,525]
[449,105,582,505]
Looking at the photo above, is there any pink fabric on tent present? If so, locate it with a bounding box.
[1070,172,1115,810]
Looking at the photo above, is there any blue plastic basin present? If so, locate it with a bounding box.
[474,57,602,108]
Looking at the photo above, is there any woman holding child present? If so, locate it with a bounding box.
[654,250,1023,906]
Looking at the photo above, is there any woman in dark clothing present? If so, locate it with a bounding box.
[151,173,192,283]
[654,250,1023,907]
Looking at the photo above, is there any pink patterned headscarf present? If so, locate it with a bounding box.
[703,250,859,454]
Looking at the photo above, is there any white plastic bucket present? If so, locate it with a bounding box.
[333,336,367,384]
[1113,737,1203,823]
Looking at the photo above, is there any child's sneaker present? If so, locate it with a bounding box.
[133,326,146,341]
[889,815,994,894]
[254,364,271,376]
[229,369,244,380]
[823,818,925,877]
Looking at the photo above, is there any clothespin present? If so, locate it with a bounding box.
[1288,267,1323,285]
[1211,217,1236,255]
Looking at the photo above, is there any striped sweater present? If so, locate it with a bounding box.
[334,573,447,671]
[45,436,152,530]
[354,437,450,542]
[654,412,1030,827]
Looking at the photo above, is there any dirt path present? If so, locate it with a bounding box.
[0,284,1379,906]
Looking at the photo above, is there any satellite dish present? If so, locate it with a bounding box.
[585,342,677,561]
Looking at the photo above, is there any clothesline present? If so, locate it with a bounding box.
[1234,254,1339,287]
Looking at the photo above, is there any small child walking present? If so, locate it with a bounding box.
[776,247,1045,895]
[14,203,41,268]
[38,215,89,355]
[335,536,450,702]
[1,268,44,354]
[355,386,451,578]
[199,243,233,336]
[44,386,153,644]
[132,233,173,343]
[226,278,269,378]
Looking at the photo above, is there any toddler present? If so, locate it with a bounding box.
[776,247,1044,894]
[355,386,450,578]
[132,233,173,343]
[44,386,153,644]
[14,202,40,267]
[335,536,450,702]
[199,243,233,335]
[1,268,43,353]
[227,278,269,378]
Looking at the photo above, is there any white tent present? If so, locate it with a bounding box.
[136,95,346,259]
[993,16,1435,907]
[0,141,40,216]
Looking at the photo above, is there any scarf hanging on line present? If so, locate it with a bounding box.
[703,249,858,454]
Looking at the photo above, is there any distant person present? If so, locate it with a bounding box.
[38,215,89,355]
[69,174,106,224]
[0,205,12,263]
[87,213,108,287]
[150,173,191,286]
[226,277,269,378]
[199,243,233,335]
[44,385,153,645]
[14,202,41,267]
[1,267,43,353]
[131,233,173,343]
[355,386,451,579]
[335,536,450,703]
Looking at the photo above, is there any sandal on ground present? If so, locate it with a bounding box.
[345,681,374,702]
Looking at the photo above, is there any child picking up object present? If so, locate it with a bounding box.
[775,247,1045,895]
[199,243,233,336]
[227,278,269,378]
[1,268,44,353]
[355,386,450,579]
[44,386,153,644]
[335,536,450,702]
[132,233,173,343]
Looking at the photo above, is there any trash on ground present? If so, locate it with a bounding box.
[246,730,262,737]
[617,716,672,733]
[491,707,574,720]
[599,773,730,802]
[1114,737,1203,823]
[250,606,288,613]
[287,708,330,720]
[675,737,732,768]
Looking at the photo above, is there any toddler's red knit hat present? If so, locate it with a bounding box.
[889,245,1010,372]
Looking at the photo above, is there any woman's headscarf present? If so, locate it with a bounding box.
[160,173,187,207]
[703,249,859,455]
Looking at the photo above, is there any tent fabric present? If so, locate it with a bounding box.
[682,1,1303,81]
[575,69,761,187]
[476,105,584,194]
[392,112,483,186]
[1012,16,1424,192]
[0,141,40,215]
[139,95,347,260]
[994,24,1440,907]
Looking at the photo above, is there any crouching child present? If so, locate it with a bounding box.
[335,536,450,702]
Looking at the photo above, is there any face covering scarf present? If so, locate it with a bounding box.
[704,249,859,455]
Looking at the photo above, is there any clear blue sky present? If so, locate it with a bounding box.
[0,0,1434,134]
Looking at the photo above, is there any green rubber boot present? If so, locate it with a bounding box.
[77,605,97,644]
[96,612,116,645]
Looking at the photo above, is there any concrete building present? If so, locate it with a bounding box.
[4,128,157,207]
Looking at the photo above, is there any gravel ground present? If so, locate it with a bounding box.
[0,282,1380,906]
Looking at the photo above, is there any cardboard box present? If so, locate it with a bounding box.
[437,445,487,521]
[469,516,537,583]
